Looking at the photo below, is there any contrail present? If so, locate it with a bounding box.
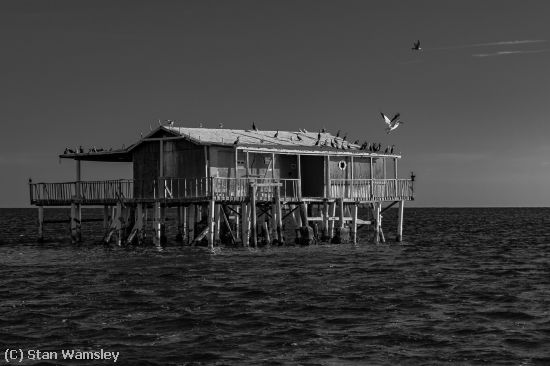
[472,49,547,57]
[429,39,546,51]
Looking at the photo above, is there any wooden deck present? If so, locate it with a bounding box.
[29,177,414,206]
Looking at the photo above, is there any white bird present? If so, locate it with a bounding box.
[381,112,405,134]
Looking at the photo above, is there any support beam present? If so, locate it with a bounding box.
[397,200,404,242]
[187,204,195,245]
[214,203,221,244]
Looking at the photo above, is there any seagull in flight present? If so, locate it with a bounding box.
[381,112,405,134]
[412,40,421,51]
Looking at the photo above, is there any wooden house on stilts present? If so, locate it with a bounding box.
[29,126,415,247]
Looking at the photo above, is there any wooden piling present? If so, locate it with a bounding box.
[328,201,336,239]
[275,185,284,245]
[214,203,221,244]
[322,201,329,240]
[351,203,358,244]
[153,201,162,247]
[374,202,381,244]
[241,202,249,247]
[338,198,344,229]
[207,199,215,250]
[103,205,110,233]
[187,204,195,245]
[250,184,257,248]
[38,206,44,242]
[397,200,404,242]
[70,202,82,243]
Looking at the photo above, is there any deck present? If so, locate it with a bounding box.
[29,177,414,206]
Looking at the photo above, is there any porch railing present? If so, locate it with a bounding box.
[159,177,301,201]
[29,177,414,205]
[329,178,414,201]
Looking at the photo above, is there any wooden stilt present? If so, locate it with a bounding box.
[271,201,277,243]
[214,203,221,244]
[70,202,81,244]
[328,202,336,239]
[299,202,308,227]
[396,200,404,242]
[221,205,236,244]
[207,199,215,250]
[241,202,249,247]
[127,203,144,245]
[115,202,123,246]
[352,203,358,244]
[275,185,284,245]
[102,205,110,235]
[322,201,329,240]
[160,204,166,244]
[263,221,270,244]
[187,204,194,245]
[38,206,44,242]
[374,202,381,244]
[291,204,301,243]
[338,198,344,229]
[176,206,183,242]
[250,184,257,248]
[153,201,162,247]
[235,205,240,240]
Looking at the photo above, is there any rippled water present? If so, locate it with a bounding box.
[0,207,549,365]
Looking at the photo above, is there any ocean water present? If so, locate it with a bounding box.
[0,207,549,365]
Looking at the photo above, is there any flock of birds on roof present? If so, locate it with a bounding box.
[63,146,119,154]
[233,122,397,154]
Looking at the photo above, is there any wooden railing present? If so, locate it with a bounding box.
[29,177,413,205]
[329,179,414,201]
[29,179,134,205]
[159,177,301,201]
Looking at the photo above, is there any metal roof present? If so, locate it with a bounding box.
[60,126,399,161]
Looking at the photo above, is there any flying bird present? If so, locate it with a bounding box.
[381,112,405,134]
[412,40,421,51]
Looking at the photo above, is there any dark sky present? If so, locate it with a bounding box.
[2,0,549,207]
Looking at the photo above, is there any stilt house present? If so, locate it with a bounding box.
[29,126,415,247]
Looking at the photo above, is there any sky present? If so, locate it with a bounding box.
[1,0,549,207]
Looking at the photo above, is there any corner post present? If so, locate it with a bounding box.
[275,184,284,245]
[352,203,358,244]
[396,200,404,242]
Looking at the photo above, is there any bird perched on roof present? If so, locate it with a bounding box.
[317,132,321,140]
[234,136,240,145]
[296,134,302,141]
[353,140,359,145]
[314,139,320,146]
[384,146,390,154]
[219,123,224,128]
[167,120,174,127]
[390,145,395,154]
[330,139,336,148]
[412,40,421,51]
[381,112,405,134]
[252,122,258,131]
[336,130,341,138]
[78,146,84,153]
[274,131,279,138]
[342,134,347,141]
[321,128,326,133]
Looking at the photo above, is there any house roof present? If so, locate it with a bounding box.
[60,126,400,161]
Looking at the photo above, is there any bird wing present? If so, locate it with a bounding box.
[391,113,400,122]
[381,113,392,126]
